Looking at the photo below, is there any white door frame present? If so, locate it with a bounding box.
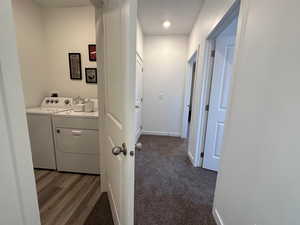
[135,53,143,141]
[94,2,107,195]
[191,0,248,168]
[181,49,198,138]
[0,0,41,224]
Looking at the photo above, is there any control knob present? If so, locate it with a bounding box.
[64,99,70,105]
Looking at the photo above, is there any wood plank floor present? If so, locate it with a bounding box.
[34,169,101,225]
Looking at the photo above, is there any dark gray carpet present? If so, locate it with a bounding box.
[135,135,217,225]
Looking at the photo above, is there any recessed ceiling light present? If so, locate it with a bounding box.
[163,20,171,29]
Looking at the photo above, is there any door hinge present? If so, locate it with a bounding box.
[200,152,204,158]
[211,50,215,58]
[142,68,144,72]
[205,104,209,111]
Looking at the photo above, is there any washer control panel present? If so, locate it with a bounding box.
[41,97,73,109]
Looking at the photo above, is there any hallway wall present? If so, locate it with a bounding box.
[143,35,187,136]
[188,0,300,225]
[215,0,300,224]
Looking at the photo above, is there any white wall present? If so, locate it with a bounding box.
[189,0,300,225]
[215,0,300,224]
[1,0,40,224]
[188,0,235,59]
[143,35,187,136]
[12,0,50,107]
[136,20,144,59]
[44,6,97,98]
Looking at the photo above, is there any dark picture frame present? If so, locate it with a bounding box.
[88,44,96,61]
[85,68,97,84]
[69,53,82,80]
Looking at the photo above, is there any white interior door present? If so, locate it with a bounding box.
[203,35,236,171]
[135,56,143,141]
[99,0,137,225]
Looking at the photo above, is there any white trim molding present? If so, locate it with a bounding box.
[213,207,225,225]
[142,131,181,137]
[107,184,121,225]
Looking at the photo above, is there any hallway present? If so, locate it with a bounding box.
[135,135,217,225]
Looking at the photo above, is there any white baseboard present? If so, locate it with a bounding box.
[213,207,224,225]
[107,184,120,225]
[142,130,181,137]
[188,151,198,167]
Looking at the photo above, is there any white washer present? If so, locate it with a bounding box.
[53,104,100,174]
[26,97,73,170]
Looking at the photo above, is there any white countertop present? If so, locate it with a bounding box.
[54,110,99,118]
[26,107,69,115]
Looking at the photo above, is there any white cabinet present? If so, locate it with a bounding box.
[53,116,100,174]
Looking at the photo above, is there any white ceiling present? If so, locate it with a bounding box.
[34,0,203,35]
[34,0,91,8]
[138,0,204,35]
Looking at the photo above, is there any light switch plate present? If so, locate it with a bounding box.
[159,93,164,100]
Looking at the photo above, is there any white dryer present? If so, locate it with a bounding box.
[53,103,100,174]
[26,97,73,170]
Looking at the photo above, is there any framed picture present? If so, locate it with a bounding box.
[88,44,96,61]
[85,68,97,84]
[69,53,82,80]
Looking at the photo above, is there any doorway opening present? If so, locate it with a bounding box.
[9,0,110,224]
[182,51,198,139]
[135,0,241,225]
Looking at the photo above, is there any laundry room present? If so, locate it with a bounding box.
[11,0,101,223]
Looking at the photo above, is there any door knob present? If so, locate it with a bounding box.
[112,143,127,156]
[135,142,142,151]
